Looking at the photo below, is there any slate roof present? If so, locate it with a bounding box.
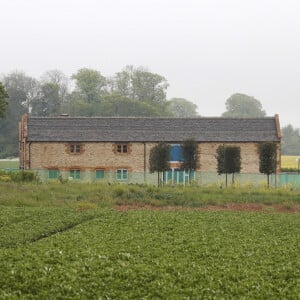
[26,116,280,143]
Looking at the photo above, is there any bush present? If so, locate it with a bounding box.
[0,170,37,183]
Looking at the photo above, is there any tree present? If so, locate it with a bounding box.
[0,71,39,157]
[216,145,226,176]
[113,65,169,104]
[0,82,9,118]
[259,142,277,187]
[71,68,107,103]
[41,69,69,106]
[64,93,170,117]
[181,139,198,183]
[112,65,134,99]
[166,98,198,117]
[281,124,300,155]
[222,93,266,118]
[31,83,61,116]
[216,145,241,186]
[149,142,170,186]
[100,94,168,117]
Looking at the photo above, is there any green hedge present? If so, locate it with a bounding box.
[0,170,38,182]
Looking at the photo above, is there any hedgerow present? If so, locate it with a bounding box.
[0,170,37,183]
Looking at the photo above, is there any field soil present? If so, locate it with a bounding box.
[115,203,300,213]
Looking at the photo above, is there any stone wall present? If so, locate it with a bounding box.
[199,142,257,173]
[29,142,156,172]
[28,141,281,174]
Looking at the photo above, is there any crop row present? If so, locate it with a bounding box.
[1,209,300,298]
[0,206,101,248]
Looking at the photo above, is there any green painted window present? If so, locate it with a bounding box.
[95,169,105,179]
[116,169,128,180]
[49,170,58,179]
[70,169,80,179]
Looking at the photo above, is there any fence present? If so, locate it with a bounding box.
[2,168,300,187]
[22,169,300,187]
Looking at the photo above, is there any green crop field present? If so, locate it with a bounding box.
[1,183,300,299]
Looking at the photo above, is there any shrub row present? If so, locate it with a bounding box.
[0,170,37,183]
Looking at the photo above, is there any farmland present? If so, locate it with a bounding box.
[0,158,19,170]
[281,155,300,170]
[1,183,300,298]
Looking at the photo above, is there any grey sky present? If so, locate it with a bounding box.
[1,0,300,128]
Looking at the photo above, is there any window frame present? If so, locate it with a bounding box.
[116,169,128,181]
[170,144,183,162]
[48,169,59,179]
[69,143,81,154]
[95,169,105,180]
[70,169,81,179]
[116,143,128,154]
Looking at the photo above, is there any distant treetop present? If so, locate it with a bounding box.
[222,93,266,118]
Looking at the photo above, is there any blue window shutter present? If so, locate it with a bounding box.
[170,145,183,162]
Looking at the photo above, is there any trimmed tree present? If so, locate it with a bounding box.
[216,145,241,186]
[181,138,198,183]
[0,82,9,118]
[149,142,170,186]
[259,142,277,187]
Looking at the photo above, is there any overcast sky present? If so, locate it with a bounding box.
[1,0,300,128]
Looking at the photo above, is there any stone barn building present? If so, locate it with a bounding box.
[19,114,281,183]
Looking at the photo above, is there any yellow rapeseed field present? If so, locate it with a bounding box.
[281,155,300,169]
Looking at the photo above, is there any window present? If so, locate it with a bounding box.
[70,169,80,179]
[170,145,183,162]
[49,170,58,179]
[116,169,128,180]
[70,143,81,154]
[95,169,105,180]
[117,144,128,153]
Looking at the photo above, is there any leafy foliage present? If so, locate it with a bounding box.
[0,72,38,157]
[71,68,107,103]
[149,143,170,173]
[0,170,37,182]
[166,98,198,117]
[181,139,198,174]
[113,65,169,104]
[222,93,266,117]
[259,142,277,186]
[259,142,277,175]
[216,145,225,175]
[216,145,241,185]
[31,83,61,116]
[149,143,170,185]
[224,146,241,174]
[0,82,9,118]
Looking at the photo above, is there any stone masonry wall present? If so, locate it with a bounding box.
[198,142,281,173]
[28,141,280,174]
[30,142,157,172]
